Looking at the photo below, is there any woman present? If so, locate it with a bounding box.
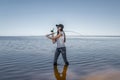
[46,24,69,65]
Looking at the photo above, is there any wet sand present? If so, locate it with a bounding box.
[82,69,120,80]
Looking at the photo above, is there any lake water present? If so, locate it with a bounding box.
[0,36,120,80]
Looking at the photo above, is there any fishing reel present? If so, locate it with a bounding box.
[51,28,54,33]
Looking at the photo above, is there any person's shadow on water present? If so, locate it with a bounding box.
[54,65,68,80]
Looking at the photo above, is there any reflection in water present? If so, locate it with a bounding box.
[83,69,120,80]
[54,65,68,80]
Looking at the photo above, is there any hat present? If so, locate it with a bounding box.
[56,24,64,29]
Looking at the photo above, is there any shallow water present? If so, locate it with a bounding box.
[0,36,120,80]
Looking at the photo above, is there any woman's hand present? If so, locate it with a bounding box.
[46,34,49,37]
[46,34,56,44]
[46,34,52,39]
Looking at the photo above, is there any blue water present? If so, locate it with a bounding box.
[0,36,120,80]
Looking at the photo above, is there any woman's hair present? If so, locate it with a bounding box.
[57,27,66,42]
[57,28,63,35]
[63,31,66,42]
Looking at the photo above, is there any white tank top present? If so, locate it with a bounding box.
[56,31,65,48]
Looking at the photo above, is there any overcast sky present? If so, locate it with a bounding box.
[0,0,120,36]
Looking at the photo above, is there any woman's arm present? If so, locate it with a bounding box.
[51,33,62,40]
[46,32,62,40]
[46,33,56,44]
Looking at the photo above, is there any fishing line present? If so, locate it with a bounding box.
[49,28,82,35]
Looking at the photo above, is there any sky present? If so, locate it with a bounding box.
[0,0,120,36]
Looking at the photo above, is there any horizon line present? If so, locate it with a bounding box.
[0,35,120,37]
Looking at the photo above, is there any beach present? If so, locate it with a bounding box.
[0,36,120,80]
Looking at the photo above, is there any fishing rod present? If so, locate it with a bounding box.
[64,30,82,35]
[47,28,82,36]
